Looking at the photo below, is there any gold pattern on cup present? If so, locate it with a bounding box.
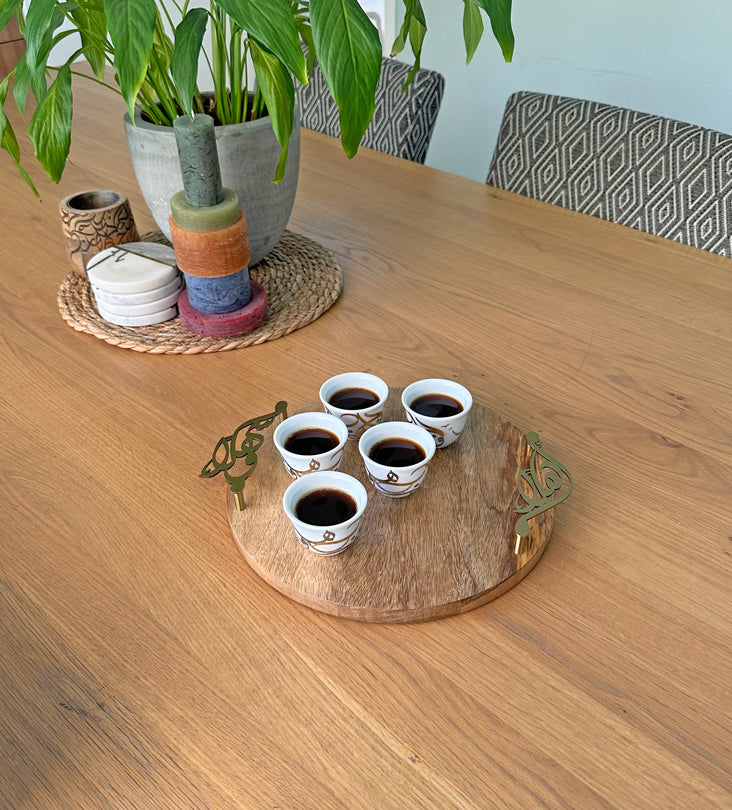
[404,411,455,447]
[366,465,428,496]
[325,407,383,439]
[295,523,360,555]
[284,448,344,479]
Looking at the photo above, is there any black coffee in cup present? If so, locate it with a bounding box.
[295,488,357,526]
[329,387,379,410]
[284,428,340,455]
[369,437,425,467]
[410,393,463,418]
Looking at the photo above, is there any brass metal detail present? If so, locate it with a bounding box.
[200,401,288,510]
[514,432,573,555]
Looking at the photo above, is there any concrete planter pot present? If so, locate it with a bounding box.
[124,106,300,266]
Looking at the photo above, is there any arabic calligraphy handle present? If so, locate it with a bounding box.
[513,431,574,556]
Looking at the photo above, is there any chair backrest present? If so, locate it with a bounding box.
[486,90,732,257]
[295,57,445,164]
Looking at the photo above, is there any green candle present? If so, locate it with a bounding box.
[173,114,224,207]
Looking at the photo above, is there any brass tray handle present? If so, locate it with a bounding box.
[514,431,573,555]
[200,401,289,510]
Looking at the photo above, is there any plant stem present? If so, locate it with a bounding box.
[210,2,230,124]
[230,24,243,122]
[158,0,178,33]
[67,70,122,96]
[148,47,178,122]
[137,84,168,125]
[242,40,249,121]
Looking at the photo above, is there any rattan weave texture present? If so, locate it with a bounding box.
[58,230,343,354]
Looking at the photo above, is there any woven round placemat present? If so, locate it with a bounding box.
[57,230,343,354]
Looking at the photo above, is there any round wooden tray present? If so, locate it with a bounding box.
[228,391,554,623]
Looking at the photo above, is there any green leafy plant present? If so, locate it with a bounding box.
[0,0,514,195]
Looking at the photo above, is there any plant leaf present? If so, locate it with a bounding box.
[70,0,109,80]
[0,101,19,164]
[300,24,316,78]
[152,12,174,66]
[24,0,59,74]
[13,52,33,113]
[28,63,72,183]
[0,115,40,196]
[105,0,157,117]
[309,0,381,158]
[392,0,425,57]
[215,0,307,84]
[405,0,426,83]
[0,0,21,35]
[462,0,484,64]
[472,0,514,61]
[249,38,294,183]
[391,5,408,55]
[290,0,314,76]
[392,0,425,56]
[171,7,208,116]
[17,3,65,109]
[0,75,12,153]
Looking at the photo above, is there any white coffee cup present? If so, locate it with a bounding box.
[319,372,389,440]
[358,421,436,498]
[273,412,348,478]
[401,379,473,448]
[282,471,368,555]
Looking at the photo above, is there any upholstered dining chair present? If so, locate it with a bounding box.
[486,90,732,258]
[295,57,445,165]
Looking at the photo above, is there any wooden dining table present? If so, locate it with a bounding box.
[1,72,730,809]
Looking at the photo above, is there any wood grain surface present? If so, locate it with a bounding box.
[1,66,730,808]
[0,17,23,77]
[228,391,554,622]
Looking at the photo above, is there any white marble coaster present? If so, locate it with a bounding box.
[92,275,182,306]
[92,282,182,316]
[95,304,178,327]
[87,243,178,293]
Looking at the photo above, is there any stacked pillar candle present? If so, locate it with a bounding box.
[170,114,267,338]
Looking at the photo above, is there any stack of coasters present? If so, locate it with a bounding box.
[168,114,267,338]
[86,243,182,326]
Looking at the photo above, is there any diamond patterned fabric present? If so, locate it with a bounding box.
[486,91,732,257]
[295,57,444,164]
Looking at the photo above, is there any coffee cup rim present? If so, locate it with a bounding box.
[357,420,436,471]
[282,471,368,529]
[319,372,389,414]
[273,411,348,458]
[401,379,473,420]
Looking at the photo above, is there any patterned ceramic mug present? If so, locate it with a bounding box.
[273,412,348,478]
[358,421,436,498]
[319,372,389,440]
[59,189,139,278]
[282,471,368,555]
[401,379,473,448]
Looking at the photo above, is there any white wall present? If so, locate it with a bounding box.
[413,0,732,182]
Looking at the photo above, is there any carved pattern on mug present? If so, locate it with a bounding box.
[59,190,139,277]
